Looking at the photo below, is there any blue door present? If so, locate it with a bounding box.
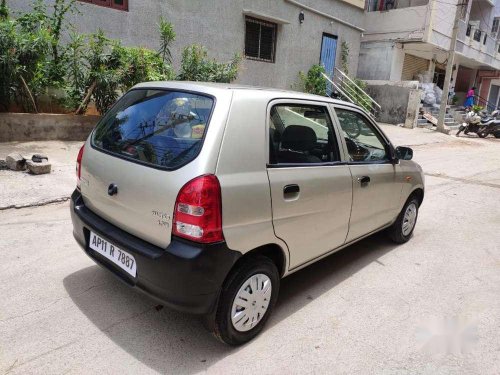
[320,34,337,95]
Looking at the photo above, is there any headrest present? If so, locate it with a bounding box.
[281,125,317,152]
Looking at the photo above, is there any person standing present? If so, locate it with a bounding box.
[464,86,476,108]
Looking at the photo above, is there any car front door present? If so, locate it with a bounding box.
[267,100,353,270]
[332,106,402,242]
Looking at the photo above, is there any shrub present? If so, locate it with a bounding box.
[0,12,52,112]
[0,1,241,115]
[177,44,240,83]
[297,64,327,96]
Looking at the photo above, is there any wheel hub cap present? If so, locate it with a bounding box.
[402,203,417,236]
[231,274,272,332]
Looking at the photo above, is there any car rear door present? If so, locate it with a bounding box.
[266,99,353,270]
[79,88,226,249]
[331,105,402,242]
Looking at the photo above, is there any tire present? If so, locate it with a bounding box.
[478,131,488,138]
[204,256,280,346]
[495,133,500,139]
[388,197,419,244]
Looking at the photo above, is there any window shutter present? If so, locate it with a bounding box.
[245,17,277,63]
[245,21,260,59]
[260,24,275,61]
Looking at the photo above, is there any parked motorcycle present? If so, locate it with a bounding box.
[476,110,500,138]
[456,108,483,137]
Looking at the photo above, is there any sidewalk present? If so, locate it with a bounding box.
[0,141,82,210]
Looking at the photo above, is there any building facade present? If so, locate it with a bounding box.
[358,0,500,108]
[9,0,365,90]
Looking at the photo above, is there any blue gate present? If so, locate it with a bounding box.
[320,34,337,96]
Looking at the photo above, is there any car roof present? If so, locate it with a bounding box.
[132,81,359,108]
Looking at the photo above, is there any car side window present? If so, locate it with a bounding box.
[335,109,389,162]
[269,104,340,165]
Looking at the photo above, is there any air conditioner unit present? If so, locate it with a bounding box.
[469,20,480,28]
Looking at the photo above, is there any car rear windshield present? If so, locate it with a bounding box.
[92,89,215,169]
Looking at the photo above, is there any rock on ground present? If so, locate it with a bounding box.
[26,160,51,175]
[6,153,26,171]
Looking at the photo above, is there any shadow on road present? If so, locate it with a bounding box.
[63,231,398,373]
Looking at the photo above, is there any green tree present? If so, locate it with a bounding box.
[158,17,175,64]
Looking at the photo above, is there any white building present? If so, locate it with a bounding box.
[358,0,500,108]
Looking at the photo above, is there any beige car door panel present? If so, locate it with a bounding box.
[266,99,353,269]
[331,105,403,242]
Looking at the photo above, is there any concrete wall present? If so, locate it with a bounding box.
[8,0,364,89]
[364,80,420,126]
[357,41,405,80]
[0,114,99,142]
[362,5,428,42]
[357,41,394,80]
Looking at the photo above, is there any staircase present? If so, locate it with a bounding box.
[417,104,462,130]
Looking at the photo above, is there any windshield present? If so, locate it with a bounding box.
[92,89,214,169]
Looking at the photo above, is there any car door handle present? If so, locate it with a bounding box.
[357,176,370,185]
[283,184,300,200]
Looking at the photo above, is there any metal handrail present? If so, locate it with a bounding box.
[321,73,356,103]
[474,94,498,112]
[338,77,376,111]
[333,68,381,110]
[321,73,378,119]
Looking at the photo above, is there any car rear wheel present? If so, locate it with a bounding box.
[204,256,279,345]
[388,196,419,243]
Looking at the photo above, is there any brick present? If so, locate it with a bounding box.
[26,160,51,175]
[6,153,26,171]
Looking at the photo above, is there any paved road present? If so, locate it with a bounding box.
[1,127,499,374]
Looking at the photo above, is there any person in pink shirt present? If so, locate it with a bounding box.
[464,87,476,108]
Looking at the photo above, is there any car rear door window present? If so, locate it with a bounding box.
[269,104,340,165]
[92,89,214,169]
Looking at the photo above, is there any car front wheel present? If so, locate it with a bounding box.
[204,255,280,346]
[388,196,419,243]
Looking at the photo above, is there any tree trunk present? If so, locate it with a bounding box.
[20,75,38,113]
[75,81,96,115]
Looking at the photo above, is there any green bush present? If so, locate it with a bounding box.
[0,11,52,111]
[0,1,241,115]
[177,44,240,83]
[297,64,327,96]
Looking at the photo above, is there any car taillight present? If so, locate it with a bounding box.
[173,175,224,243]
[76,144,85,189]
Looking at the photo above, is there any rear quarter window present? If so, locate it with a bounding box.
[92,89,214,169]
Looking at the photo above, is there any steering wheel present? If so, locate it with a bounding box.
[345,138,369,161]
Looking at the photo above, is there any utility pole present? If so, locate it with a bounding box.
[436,0,464,133]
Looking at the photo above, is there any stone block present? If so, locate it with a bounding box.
[6,153,26,171]
[26,160,51,175]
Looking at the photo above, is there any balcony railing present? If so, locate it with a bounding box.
[456,19,500,68]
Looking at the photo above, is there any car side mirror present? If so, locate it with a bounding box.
[395,146,413,161]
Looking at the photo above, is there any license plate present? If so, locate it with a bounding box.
[89,232,137,277]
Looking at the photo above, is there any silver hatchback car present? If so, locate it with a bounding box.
[71,82,424,345]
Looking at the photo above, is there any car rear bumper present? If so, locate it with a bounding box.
[70,190,241,315]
